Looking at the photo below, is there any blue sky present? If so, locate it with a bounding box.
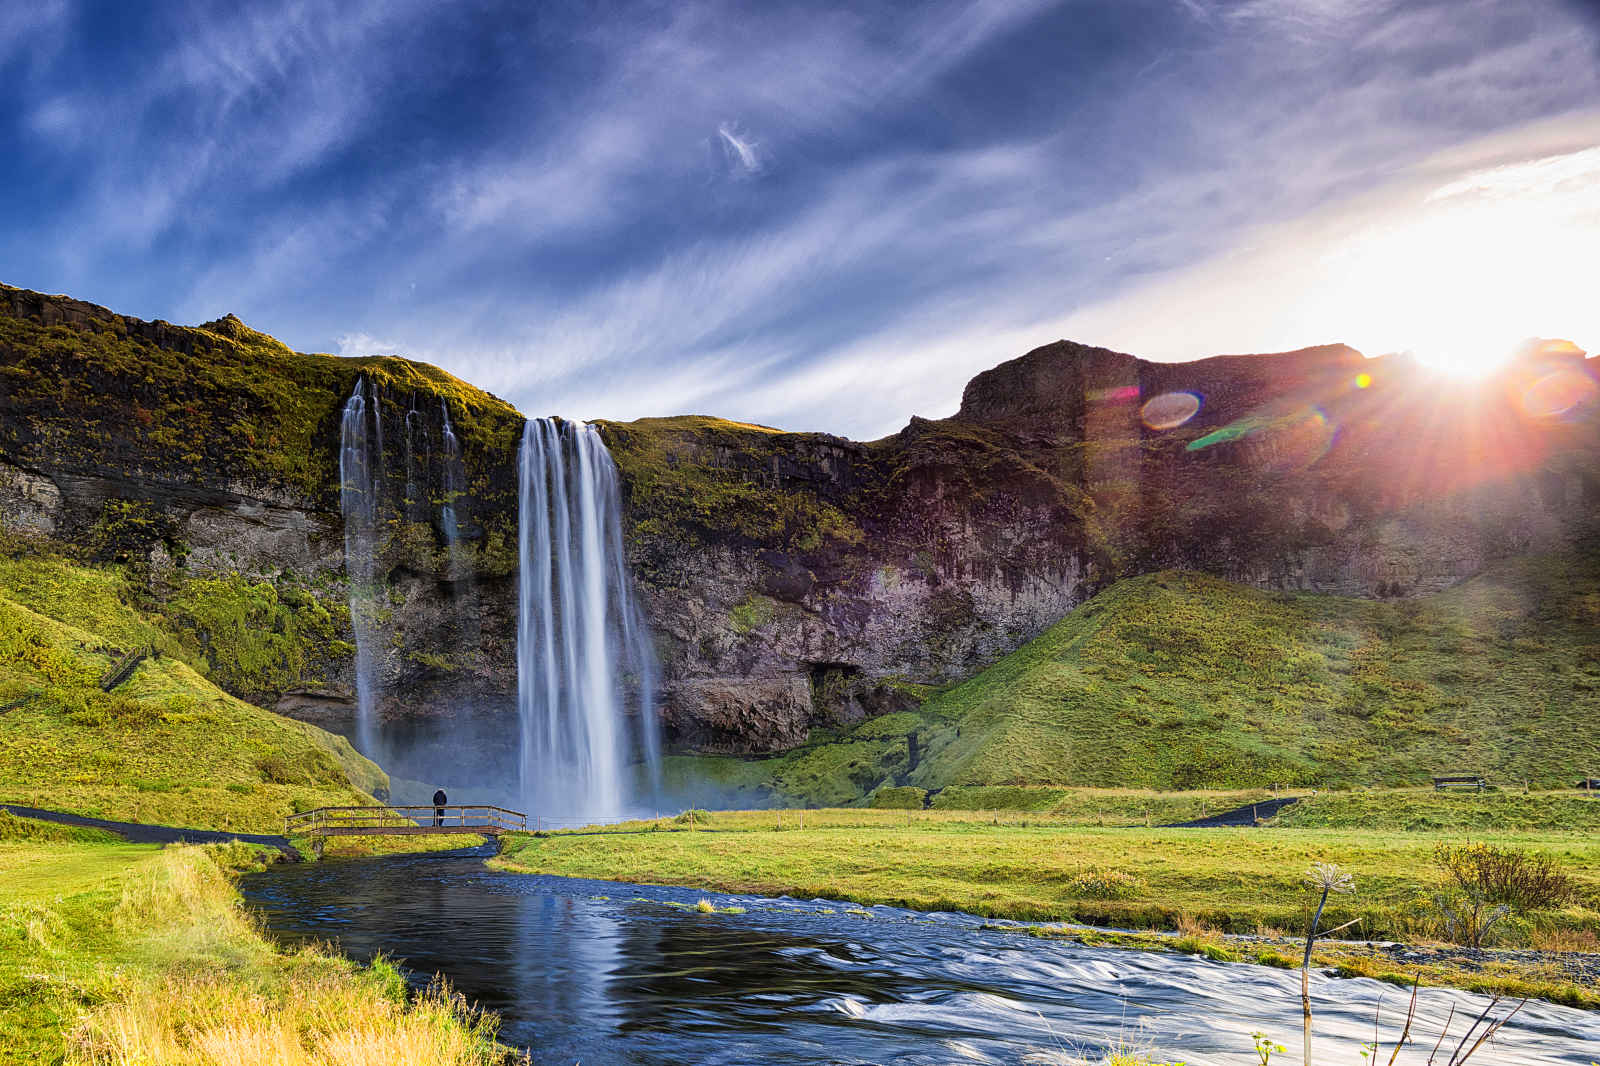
[3,0,1597,437]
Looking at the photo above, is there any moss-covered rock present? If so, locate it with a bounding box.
[666,553,1600,803]
[0,287,527,772]
[4,284,1597,791]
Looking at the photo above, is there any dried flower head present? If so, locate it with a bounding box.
[1305,862,1355,894]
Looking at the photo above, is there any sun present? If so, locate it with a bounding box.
[1315,147,1599,380]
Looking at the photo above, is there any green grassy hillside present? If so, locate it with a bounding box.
[0,545,383,832]
[672,552,1600,805]
[0,284,522,504]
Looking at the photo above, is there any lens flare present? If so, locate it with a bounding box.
[1187,416,1266,452]
[1186,406,1336,469]
[1091,385,1141,404]
[1140,391,1201,430]
[1355,373,1372,389]
[1521,368,1599,419]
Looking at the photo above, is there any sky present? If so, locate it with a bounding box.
[2,0,1598,438]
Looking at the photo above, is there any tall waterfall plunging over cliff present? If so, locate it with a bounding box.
[516,418,661,821]
[339,378,382,757]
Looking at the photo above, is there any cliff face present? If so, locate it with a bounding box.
[0,285,526,780]
[606,340,1598,752]
[3,284,1596,770]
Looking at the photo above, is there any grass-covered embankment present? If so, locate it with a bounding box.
[1269,788,1600,831]
[666,553,1600,805]
[0,817,519,1065]
[492,807,1600,1006]
[0,545,385,831]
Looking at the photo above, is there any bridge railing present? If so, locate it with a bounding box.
[284,804,529,836]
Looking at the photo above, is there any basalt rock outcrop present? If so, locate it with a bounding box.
[3,284,1596,767]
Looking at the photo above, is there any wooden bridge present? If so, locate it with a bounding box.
[284,805,529,838]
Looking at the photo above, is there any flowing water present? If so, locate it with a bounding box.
[243,849,1600,1066]
[440,399,469,581]
[338,377,382,757]
[516,418,661,821]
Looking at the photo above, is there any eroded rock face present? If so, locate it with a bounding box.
[0,457,61,535]
[3,286,1596,763]
[604,341,1599,752]
[0,285,525,778]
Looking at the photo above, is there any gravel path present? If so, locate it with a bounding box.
[1,803,299,857]
[1163,795,1300,827]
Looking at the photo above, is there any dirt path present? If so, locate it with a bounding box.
[1,803,300,857]
[1162,795,1299,827]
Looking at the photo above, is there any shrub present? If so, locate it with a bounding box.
[1066,868,1145,900]
[1436,843,1575,910]
[869,786,926,809]
[1428,842,1575,947]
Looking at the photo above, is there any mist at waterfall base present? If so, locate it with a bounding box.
[338,381,662,821]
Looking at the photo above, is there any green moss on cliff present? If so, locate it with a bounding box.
[671,552,1600,804]
[727,593,777,634]
[0,285,522,516]
[0,563,381,831]
[0,535,350,707]
[163,576,349,703]
[598,416,865,558]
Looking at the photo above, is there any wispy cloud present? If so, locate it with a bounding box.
[337,331,403,358]
[1054,112,1600,373]
[0,0,73,70]
[3,0,1596,439]
[716,123,763,177]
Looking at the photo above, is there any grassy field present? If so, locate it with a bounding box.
[664,553,1600,806]
[496,814,1600,934]
[493,806,1600,1006]
[0,818,518,1065]
[1270,788,1600,831]
[0,543,517,1061]
[0,546,385,832]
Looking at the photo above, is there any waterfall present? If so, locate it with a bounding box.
[339,378,383,757]
[439,400,467,579]
[517,418,660,822]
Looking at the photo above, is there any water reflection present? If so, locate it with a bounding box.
[242,848,1600,1065]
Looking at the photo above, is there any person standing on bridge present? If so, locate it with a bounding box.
[432,788,447,828]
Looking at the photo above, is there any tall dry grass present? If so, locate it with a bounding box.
[70,974,517,1066]
[65,846,523,1066]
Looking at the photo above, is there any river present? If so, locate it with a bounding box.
[241,847,1600,1065]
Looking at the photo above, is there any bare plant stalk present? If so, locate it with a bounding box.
[1447,999,1499,1065]
[1427,1004,1456,1066]
[1300,863,1355,1066]
[1453,999,1526,1064]
[1385,980,1420,1066]
[1301,885,1329,1066]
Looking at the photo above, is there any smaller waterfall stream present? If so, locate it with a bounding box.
[439,401,467,580]
[338,378,382,757]
[516,418,660,821]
